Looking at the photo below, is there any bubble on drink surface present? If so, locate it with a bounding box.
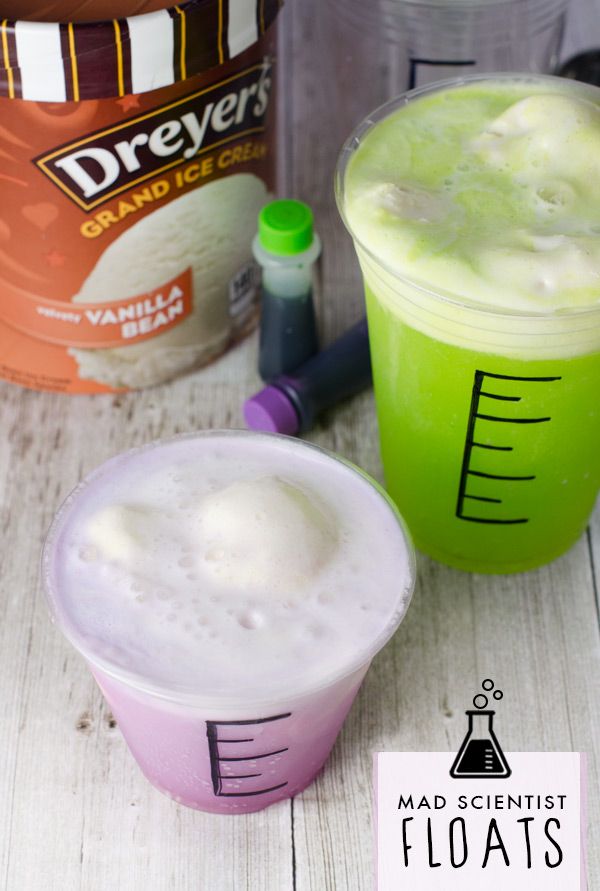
[535,183,573,210]
[471,94,600,190]
[237,610,265,630]
[193,476,338,593]
[78,545,98,563]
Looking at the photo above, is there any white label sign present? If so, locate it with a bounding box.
[376,752,585,890]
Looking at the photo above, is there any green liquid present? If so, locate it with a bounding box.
[366,283,600,572]
[342,77,600,572]
[344,79,600,314]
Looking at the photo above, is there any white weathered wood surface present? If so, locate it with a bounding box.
[1,1,599,888]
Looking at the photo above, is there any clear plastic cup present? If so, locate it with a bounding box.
[42,431,415,813]
[336,74,600,573]
[329,0,568,92]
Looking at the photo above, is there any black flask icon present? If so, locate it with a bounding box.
[450,709,511,779]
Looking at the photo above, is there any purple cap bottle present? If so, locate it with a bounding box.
[244,318,371,436]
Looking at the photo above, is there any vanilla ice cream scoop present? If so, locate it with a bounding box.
[86,504,166,563]
[344,79,600,313]
[195,476,337,593]
[479,232,600,300]
[471,94,600,191]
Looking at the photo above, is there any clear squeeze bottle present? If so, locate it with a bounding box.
[253,200,321,382]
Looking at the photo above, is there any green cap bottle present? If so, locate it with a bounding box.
[252,198,321,382]
[258,199,314,256]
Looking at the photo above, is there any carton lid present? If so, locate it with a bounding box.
[0,0,282,101]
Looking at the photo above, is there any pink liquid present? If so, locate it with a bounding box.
[94,664,368,813]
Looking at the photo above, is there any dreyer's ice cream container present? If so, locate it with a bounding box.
[0,0,281,393]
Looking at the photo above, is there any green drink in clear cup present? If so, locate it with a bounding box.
[336,74,600,573]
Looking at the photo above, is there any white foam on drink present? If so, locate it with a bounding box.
[341,76,600,358]
[45,434,413,700]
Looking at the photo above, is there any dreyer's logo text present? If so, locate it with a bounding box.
[35,60,273,211]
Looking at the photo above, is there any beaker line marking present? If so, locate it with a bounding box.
[464,494,502,504]
[456,368,560,524]
[218,748,289,762]
[211,713,292,726]
[476,372,562,383]
[475,413,551,424]
[459,516,528,525]
[408,57,476,90]
[207,720,223,795]
[479,391,521,402]
[468,470,535,481]
[410,57,476,65]
[218,773,262,779]
[455,370,484,520]
[207,714,292,796]
[470,441,513,452]
[216,782,288,797]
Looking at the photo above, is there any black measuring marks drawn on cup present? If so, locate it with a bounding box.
[408,58,476,90]
[206,712,291,797]
[455,369,561,524]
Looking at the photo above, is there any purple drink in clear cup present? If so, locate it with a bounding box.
[42,431,414,814]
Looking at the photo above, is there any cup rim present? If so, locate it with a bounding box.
[335,71,600,326]
[332,0,567,7]
[42,429,416,709]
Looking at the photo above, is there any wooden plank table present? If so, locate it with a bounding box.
[1,1,599,887]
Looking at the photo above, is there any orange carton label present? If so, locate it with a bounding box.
[0,268,192,348]
[0,19,278,393]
